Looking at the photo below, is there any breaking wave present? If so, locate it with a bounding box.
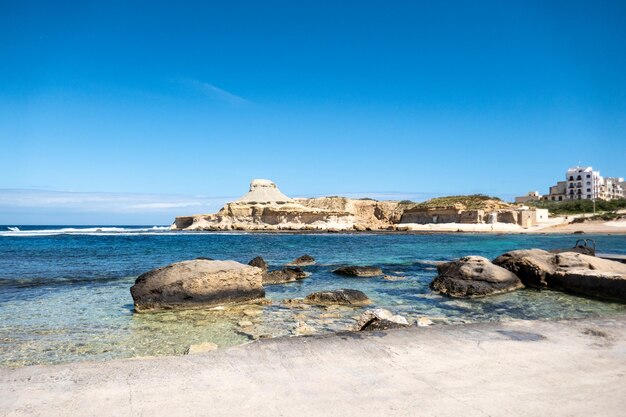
[1,226,172,237]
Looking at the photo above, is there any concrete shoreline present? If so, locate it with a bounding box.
[1,315,625,416]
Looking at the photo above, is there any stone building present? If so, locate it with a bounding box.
[514,191,541,203]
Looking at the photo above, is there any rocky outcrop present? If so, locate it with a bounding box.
[286,255,316,266]
[430,256,524,298]
[263,267,309,285]
[354,308,409,331]
[303,289,372,306]
[130,260,265,312]
[333,266,383,277]
[170,180,400,231]
[171,179,527,232]
[493,249,626,301]
[248,256,268,271]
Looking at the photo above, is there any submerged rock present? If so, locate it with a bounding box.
[303,289,372,306]
[263,267,309,285]
[185,342,218,355]
[333,266,383,277]
[287,254,316,266]
[354,308,409,331]
[493,249,626,301]
[430,256,523,298]
[294,321,316,335]
[130,259,265,312]
[248,256,268,271]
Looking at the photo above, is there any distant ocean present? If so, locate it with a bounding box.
[1,225,625,367]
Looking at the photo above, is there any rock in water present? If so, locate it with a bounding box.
[248,256,268,271]
[303,289,372,306]
[430,256,524,298]
[493,249,626,301]
[186,342,218,355]
[354,308,409,331]
[287,254,316,266]
[263,267,309,285]
[130,260,265,312]
[333,266,383,277]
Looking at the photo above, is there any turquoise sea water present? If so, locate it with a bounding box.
[1,226,625,367]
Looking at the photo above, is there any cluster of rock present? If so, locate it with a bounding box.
[431,249,626,302]
[130,255,418,335]
[171,179,530,232]
[130,244,626,354]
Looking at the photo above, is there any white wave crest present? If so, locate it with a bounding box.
[1,226,172,237]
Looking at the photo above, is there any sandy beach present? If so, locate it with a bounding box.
[394,219,626,235]
[2,315,625,417]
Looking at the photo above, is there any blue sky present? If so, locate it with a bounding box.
[1,1,625,224]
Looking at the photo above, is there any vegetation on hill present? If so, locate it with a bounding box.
[399,194,510,211]
[526,199,626,215]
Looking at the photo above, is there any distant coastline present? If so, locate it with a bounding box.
[171,179,626,235]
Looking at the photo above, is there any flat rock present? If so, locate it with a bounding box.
[286,254,316,266]
[493,249,626,301]
[130,260,265,312]
[333,266,383,277]
[248,256,268,271]
[303,289,372,306]
[263,267,309,285]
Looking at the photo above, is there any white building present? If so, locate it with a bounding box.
[545,166,626,201]
[602,177,625,200]
[565,166,601,200]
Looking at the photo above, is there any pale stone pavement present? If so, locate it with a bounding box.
[1,316,625,417]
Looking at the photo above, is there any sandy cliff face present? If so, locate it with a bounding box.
[173,197,398,231]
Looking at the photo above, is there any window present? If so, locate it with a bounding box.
[587,188,591,192]
[587,174,591,178]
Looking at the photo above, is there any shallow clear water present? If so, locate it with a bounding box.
[1,226,625,367]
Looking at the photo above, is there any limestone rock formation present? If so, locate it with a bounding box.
[248,256,268,271]
[430,256,524,298]
[303,289,372,306]
[236,179,292,204]
[171,180,401,231]
[354,308,409,331]
[333,266,383,277]
[130,260,265,312]
[493,249,626,301]
[263,267,309,285]
[171,180,531,232]
[286,255,316,266]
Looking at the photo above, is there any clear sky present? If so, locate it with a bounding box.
[1,1,625,224]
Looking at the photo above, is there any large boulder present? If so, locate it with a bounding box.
[248,256,268,271]
[263,267,309,285]
[130,260,265,312]
[430,256,524,298]
[354,308,409,331]
[303,289,372,306]
[287,254,316,266]
[333,266,383,277]
[493,249,626,301]
[492,249,556,288]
